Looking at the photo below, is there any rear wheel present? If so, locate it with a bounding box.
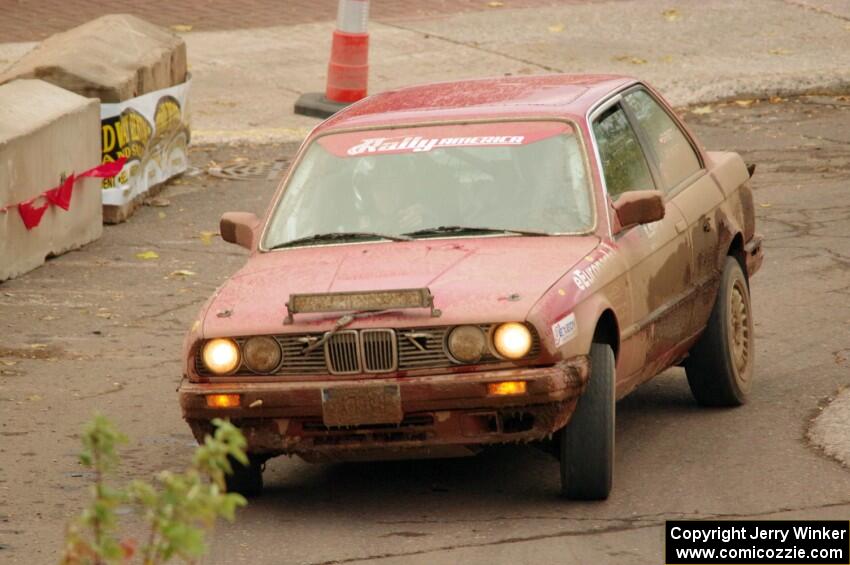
[685,257,754,406]
[225,455,264,497]
[559,342,615,500]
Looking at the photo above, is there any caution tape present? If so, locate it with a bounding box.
[0,158,126,230]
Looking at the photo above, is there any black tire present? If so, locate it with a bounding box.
[559,342,615,500]
[686,256,754,406]
[225,455,264,497]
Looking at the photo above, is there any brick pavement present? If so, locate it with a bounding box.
[0,0,579,42]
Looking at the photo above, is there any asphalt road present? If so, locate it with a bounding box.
[1,97,848,564]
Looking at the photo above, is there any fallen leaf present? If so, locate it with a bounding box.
[171,24,193,32]
[660,55,674,63]
[169,269,197,278]
[158,211,167,219]
[96,312,112,319]
[613,55,647,65]
[487,1,504,6]
[146,197,170,207]
[41,315,57,321]
[548,23,565,33]
[135,250,159,260]
[30,344,48,350]
[199,231,219,245]
[768,96,785,104]
[691,105,713,115]
[2,360,17,366]
[662,8,680,21]
[734,99,756,107]
[759,203,772,208]
[768,47,791,55]
[28,394,42,402]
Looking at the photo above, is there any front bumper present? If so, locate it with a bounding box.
[744,234,764,277]
[179,357,589,460]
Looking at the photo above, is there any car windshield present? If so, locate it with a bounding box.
[263,121,594,248]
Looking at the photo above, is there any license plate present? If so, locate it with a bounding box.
[321,385,403,427]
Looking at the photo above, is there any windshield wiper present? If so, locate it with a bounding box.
[403,225,550,238]
[269,231,412,250]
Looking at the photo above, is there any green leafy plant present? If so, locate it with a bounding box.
[61,415,248,564]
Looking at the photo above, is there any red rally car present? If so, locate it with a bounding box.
[179,74,763,499]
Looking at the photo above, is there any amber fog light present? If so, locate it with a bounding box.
[206,394,241,408]
[202,338,240,374]
[243,336,282,373]
[492,322,532,360]
[488,381,527,396]
[447,325,487,363]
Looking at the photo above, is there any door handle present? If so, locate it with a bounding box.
[675,220,687,234]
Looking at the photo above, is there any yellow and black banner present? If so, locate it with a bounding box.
[99,78,191,206]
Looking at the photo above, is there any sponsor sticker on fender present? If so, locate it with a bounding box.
[552,312,578,347]
[317,121,574,158]
[573,242,616,291]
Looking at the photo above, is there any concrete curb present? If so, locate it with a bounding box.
[808,388,850,468]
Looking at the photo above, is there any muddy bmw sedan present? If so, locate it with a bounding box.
[179,74,763,499]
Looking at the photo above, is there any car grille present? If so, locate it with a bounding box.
[325,330,361,374]
[195,325,540,377]
[359,329,397,373]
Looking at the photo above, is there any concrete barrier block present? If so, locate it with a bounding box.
[0,14,187,102]
[0,79,101,282]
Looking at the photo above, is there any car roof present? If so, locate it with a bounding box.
[316,74,635,133]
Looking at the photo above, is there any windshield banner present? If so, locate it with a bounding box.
[318,121,572,157]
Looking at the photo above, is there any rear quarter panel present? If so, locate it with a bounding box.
[708,150,756,246]
[691,150,755,328]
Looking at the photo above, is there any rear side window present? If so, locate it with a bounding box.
[592,104,655,200]
[623,89,701,189]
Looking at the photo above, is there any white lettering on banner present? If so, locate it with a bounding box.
[552,313,578,347]
[573,243,616,291]
[347,135,526,155]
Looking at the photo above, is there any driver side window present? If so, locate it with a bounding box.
[593,104,655,200]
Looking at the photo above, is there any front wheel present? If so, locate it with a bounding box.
[559,342,615,500]
[686,256,754,406]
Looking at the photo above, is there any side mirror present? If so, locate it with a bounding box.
[220,212,260,250]
[612,190,665,232]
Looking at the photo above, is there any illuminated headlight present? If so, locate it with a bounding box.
[243,336,282,373]
[447,325,487,363]
[202,338,241,374]
[492,322,533,360]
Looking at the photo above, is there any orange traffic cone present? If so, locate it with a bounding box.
[295,0,370,118]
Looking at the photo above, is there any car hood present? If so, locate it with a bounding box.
[202,235,600,336]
